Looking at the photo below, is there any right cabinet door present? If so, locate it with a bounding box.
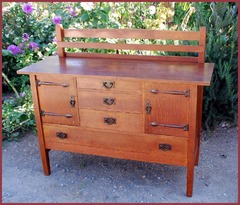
[144,82,190,137]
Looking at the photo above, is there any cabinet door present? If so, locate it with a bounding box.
[37,75,79,126]
[144,82,190,137]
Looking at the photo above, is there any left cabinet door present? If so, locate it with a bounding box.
[36,75,79,126]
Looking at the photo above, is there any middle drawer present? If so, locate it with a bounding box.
[79,109,143,133]
[78,90,142,113]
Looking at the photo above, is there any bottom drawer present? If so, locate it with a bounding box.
[43,124,188,166]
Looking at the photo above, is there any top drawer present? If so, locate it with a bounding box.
[77,76,142,92]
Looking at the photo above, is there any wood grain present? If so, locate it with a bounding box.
[37,75,79,126]
[17,56,214,86]
[30,75,51,176]
[78,90,142,113]
[186,85,199,197]
[77,76,142,92]
[144,82,190,137]
[43,124,188,166]
[58,41,204,52]
[79,109,144,133]
[63,28,200,40]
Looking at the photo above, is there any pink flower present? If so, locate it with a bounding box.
[52,16,62,25]
[23,3,33,14]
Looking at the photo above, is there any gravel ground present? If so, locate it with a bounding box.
[2,126,238,203]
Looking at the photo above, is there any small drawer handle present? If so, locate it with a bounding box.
[56,132,67,139]
[102,81,115,89]
[104,117,116,125]
[159,144,172,151]
[145,101,152,114]
[103,97,115,105]
[70,96,76,107]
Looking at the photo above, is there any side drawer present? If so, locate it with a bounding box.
[78,90,142,113]
[77,76,142,92]
[79,109,143,133]
[43,124,188,166]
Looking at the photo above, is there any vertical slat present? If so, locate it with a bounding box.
[30,75,51,175]
[198,27,206,63]
[56,24,65,57]
[186,85,198,197]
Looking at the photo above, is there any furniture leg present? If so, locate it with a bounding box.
[195,86,203,166]
[30,75,51,175]
[40,148,51,176]
[186,163,195,197]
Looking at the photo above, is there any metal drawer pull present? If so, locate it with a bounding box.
[150,89,159,94]
[40,110,72,118]
[145,101,152,114]
[70,96,75,107]
[104,117,116,125]
[56,132,67,139]
[165,89,190,97]
[103,97,115,105]
[37,80,69,87]
[150,89,190,97]
[150,122,189,131]
[102,81,115,89]
[159,144,172,151]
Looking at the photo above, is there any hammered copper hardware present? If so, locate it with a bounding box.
[70,96,75,107]
[145,101,152,114]
[150,122,189,131]
[102,81,115,89]
[56,132,67,139]
[159,144,172,151]
[150,89,159,94]
[150,89,190,97]
[37,80,69,87]
[104,117,116,125]
[103,97,116,105]
[40,110,72,118]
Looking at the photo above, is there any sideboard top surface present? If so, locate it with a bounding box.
[17,56,214,86]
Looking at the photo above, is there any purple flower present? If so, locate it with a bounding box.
[52,37,57,43]
[19,42,25,49]
[20,92,26,98]
[23,3,33,14]
[7,45,22,55]
[71,11,77,16]
[29,42,39,50]
[52,16,62,25]
[67,6,71,10]
[23,33,29,41]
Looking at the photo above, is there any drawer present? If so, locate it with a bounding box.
[144,82,190,137]
[77,76,142,92]
[78,90,142,113]
[37,75,79,126]
[43,124,187,166]
[79,109,143,133]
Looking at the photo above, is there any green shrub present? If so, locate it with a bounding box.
[193,2,238,129]
[2,86,36,141]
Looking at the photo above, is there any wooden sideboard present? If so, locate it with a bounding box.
[18,25,214,197]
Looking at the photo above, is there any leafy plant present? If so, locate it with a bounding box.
[2,86,36,141]
[193,2,238,130]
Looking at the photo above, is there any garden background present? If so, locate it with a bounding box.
[2,2,238,141]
